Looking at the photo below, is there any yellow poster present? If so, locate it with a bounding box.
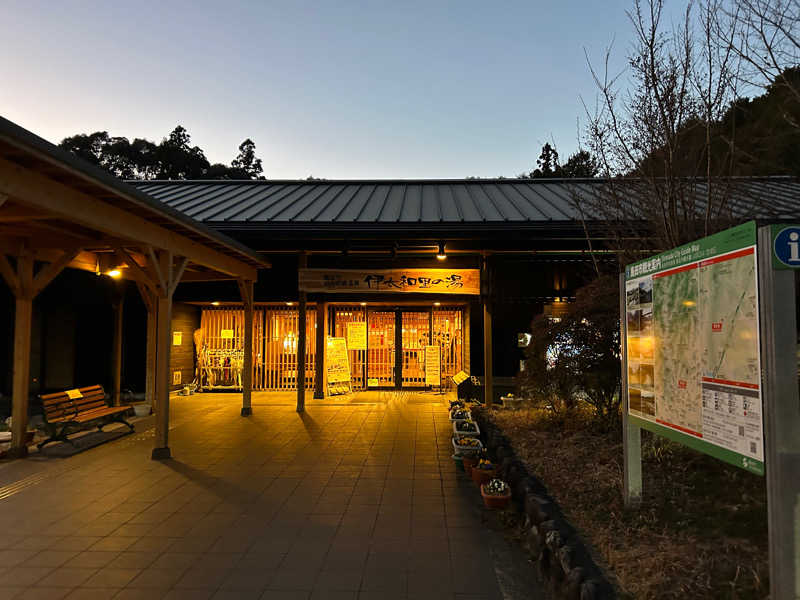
[346,322,367,350]
[221,329,234,339]
[173,331,182,346]
[425,345,441,386]
[326,337,351,384]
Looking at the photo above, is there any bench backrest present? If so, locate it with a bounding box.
[40,385,108,422]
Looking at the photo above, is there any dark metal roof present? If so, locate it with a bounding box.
[131,178,800,226]
[0,116,268,270]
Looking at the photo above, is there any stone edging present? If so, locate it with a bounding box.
[472,408,617,600]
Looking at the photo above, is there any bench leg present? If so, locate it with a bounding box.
[37,425,76,450]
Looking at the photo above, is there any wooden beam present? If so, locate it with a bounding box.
[135,281,154,314]
[181,272,237,282]
[0,253,19,295]
[169,257,189,297]
[114,246,157,293]
[146,247,168,296]
[31,247,82,296]
[0,156,259,279]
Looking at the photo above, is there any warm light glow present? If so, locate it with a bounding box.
[436,254,447,260]
[436,241,446,260]
[211,301,220,306]
[106,269,121,279]
[682,300,696,307]
[360,302,367,306]
[286,302,294,306]
[434,302,441,306]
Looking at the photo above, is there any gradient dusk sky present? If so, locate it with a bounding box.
[3,0,645,179]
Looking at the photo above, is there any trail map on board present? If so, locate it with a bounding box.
[625,222,764,474]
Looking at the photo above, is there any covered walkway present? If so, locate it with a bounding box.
[0,393,543,600]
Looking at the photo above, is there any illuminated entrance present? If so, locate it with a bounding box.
[197,303,464,392]
[330,305,464,390]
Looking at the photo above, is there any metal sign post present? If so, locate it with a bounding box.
[620,272,642,507]
[758,225,800,600]
[619,223,800,597]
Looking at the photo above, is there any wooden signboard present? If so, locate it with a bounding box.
[452,370,469,385]
[326,337,351,384]
[425,345,441,386]
[346,322,367,350]
[299,268,480,295]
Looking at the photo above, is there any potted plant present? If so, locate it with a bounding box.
[453,419,480,437]
[449,400,465,411]
[471,458,497,486]
[452,434,483,455]
[449,407,471,421]
[480,478,512,509]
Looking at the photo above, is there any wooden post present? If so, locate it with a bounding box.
[314,301,326,399]
[135,282,157,410]
[297,253,308,413]
[0,246,82,458]
[10,294,33,459]
[482,255,493,408]
[9,251,33,458]
[111,291,124,406]
[239,279,254,416]
[149,250,187,460]
[152,293,172,459]
[145,309,157,408]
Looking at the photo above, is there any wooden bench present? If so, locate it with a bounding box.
[38,385,134,450]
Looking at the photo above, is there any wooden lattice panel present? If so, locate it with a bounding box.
[433,307,464,389]
[367,311,396,387]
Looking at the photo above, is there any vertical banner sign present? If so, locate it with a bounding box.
[346,321,367,350]
[425,345,441,386]
[325,337,351,384]
[624,221,764,474]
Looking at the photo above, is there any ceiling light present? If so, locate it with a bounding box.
[106,269,121,279]
[211,301,220,306]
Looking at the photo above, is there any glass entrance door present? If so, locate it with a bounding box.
[401,311,431,387]
[367,311,395,387]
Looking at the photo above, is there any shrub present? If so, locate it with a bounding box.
[518,275,621,426]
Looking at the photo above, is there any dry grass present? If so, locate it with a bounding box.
[485,407,769,599]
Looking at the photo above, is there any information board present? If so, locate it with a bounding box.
[326,337,351,384]
[424,345,441,386]
[624,221,764,474]
[346,322,367,350]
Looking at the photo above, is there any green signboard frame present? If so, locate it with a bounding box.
[623,221,764,475]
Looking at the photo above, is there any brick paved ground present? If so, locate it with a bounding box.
[0,391,544,600]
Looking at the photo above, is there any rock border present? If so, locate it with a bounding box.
[472,408,617,600]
